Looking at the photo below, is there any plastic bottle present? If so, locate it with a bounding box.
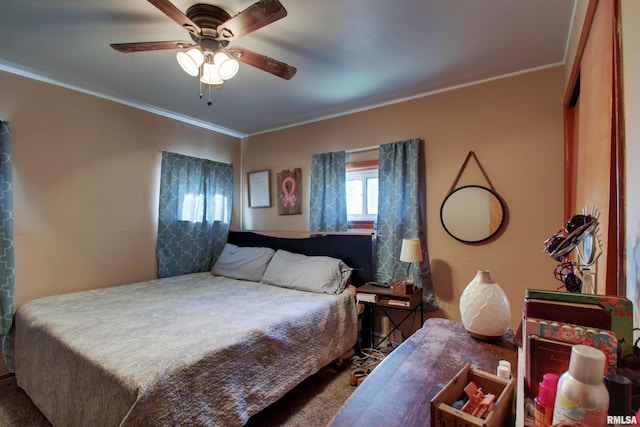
[534,373,558,427]
[497,360,511,379]
[605,373,633,418]
[552,345,609,426]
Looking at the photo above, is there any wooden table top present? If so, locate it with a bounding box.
[328,318,518,427]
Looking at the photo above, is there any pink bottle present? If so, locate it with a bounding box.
[534,373,558,427]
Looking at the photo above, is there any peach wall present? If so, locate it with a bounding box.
[243,67,566,330]
[0,71,241,374]
[0,0,636,378]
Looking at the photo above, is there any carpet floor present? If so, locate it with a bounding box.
[0,362,357,427]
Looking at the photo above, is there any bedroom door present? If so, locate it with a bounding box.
[564,0,624,295]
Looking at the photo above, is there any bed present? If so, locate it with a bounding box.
[12,231,373,427]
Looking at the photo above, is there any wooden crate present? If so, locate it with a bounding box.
[430,363,514,427]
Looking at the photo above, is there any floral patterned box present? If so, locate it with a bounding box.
[525,289,633,358]
[524,317,618,370]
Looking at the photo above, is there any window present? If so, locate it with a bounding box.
[346,161,378,228]
[157,151,233,277]
[181,193,204,222]
[181,193,229,223]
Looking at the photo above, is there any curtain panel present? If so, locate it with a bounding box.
[0,121,14,336]
[157,151,233,278]
[310,151,348,232]
[375,139,437,310]
[1,121,15,372]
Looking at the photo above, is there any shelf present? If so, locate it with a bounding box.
[357,283,422,310]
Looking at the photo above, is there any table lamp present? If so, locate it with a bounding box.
[400,238,423,285]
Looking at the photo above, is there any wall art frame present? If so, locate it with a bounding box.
[277,168,302,215]
[248,170,271,208]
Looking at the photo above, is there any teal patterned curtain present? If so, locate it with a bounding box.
[310,151,348,232]
[376,139,437,310]
[157,152,233,278]
[0,121,14,335]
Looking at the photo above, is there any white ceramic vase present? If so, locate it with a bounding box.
[459,270,511,340]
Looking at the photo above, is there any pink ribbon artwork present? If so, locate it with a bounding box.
[281,176,297,208]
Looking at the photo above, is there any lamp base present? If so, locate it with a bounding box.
[459,270,511,343]
[466,329,504,341]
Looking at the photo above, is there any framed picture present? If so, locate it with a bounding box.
[248,170,271,208]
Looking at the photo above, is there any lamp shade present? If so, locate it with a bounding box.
[177,48,204,76]
[218,58,239,80]
[214,51,239,80]
[400,238,423,263]
[200,62,223,85]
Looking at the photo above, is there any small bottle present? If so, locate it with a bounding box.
[552,345,609,426]
[534,373,558,427]
[497,360,511,379]
[605,373,632,417]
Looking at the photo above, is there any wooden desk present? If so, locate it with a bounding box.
[328,318,518,427]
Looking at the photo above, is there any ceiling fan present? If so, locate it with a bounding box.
[111,0,296,94]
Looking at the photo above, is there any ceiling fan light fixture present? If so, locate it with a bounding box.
[200,62,223,85]
[212,51,239,80]
[218,57,239,80]
[112,0,297,105]
[177,48,205,76]
[213,51,231,64]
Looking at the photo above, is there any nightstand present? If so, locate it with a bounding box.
[356,283,423,349]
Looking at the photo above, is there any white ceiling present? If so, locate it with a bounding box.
[0,0,576,138]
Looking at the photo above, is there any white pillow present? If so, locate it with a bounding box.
[261,249,352,294]
[211,243,275,282]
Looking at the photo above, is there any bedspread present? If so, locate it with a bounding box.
[14,273,358,426]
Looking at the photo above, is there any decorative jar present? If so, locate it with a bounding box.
[459,270,511,340]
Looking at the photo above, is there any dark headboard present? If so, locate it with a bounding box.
[227,231,374,287]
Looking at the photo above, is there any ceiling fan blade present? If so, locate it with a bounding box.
[110,41,193,53]
[147,0,201,35]
[217,0,287,41]
[231,47,296,80]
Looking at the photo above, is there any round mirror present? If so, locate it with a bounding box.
[576,224,599,267]
[440,185,505,243]
[579,233,595,265]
